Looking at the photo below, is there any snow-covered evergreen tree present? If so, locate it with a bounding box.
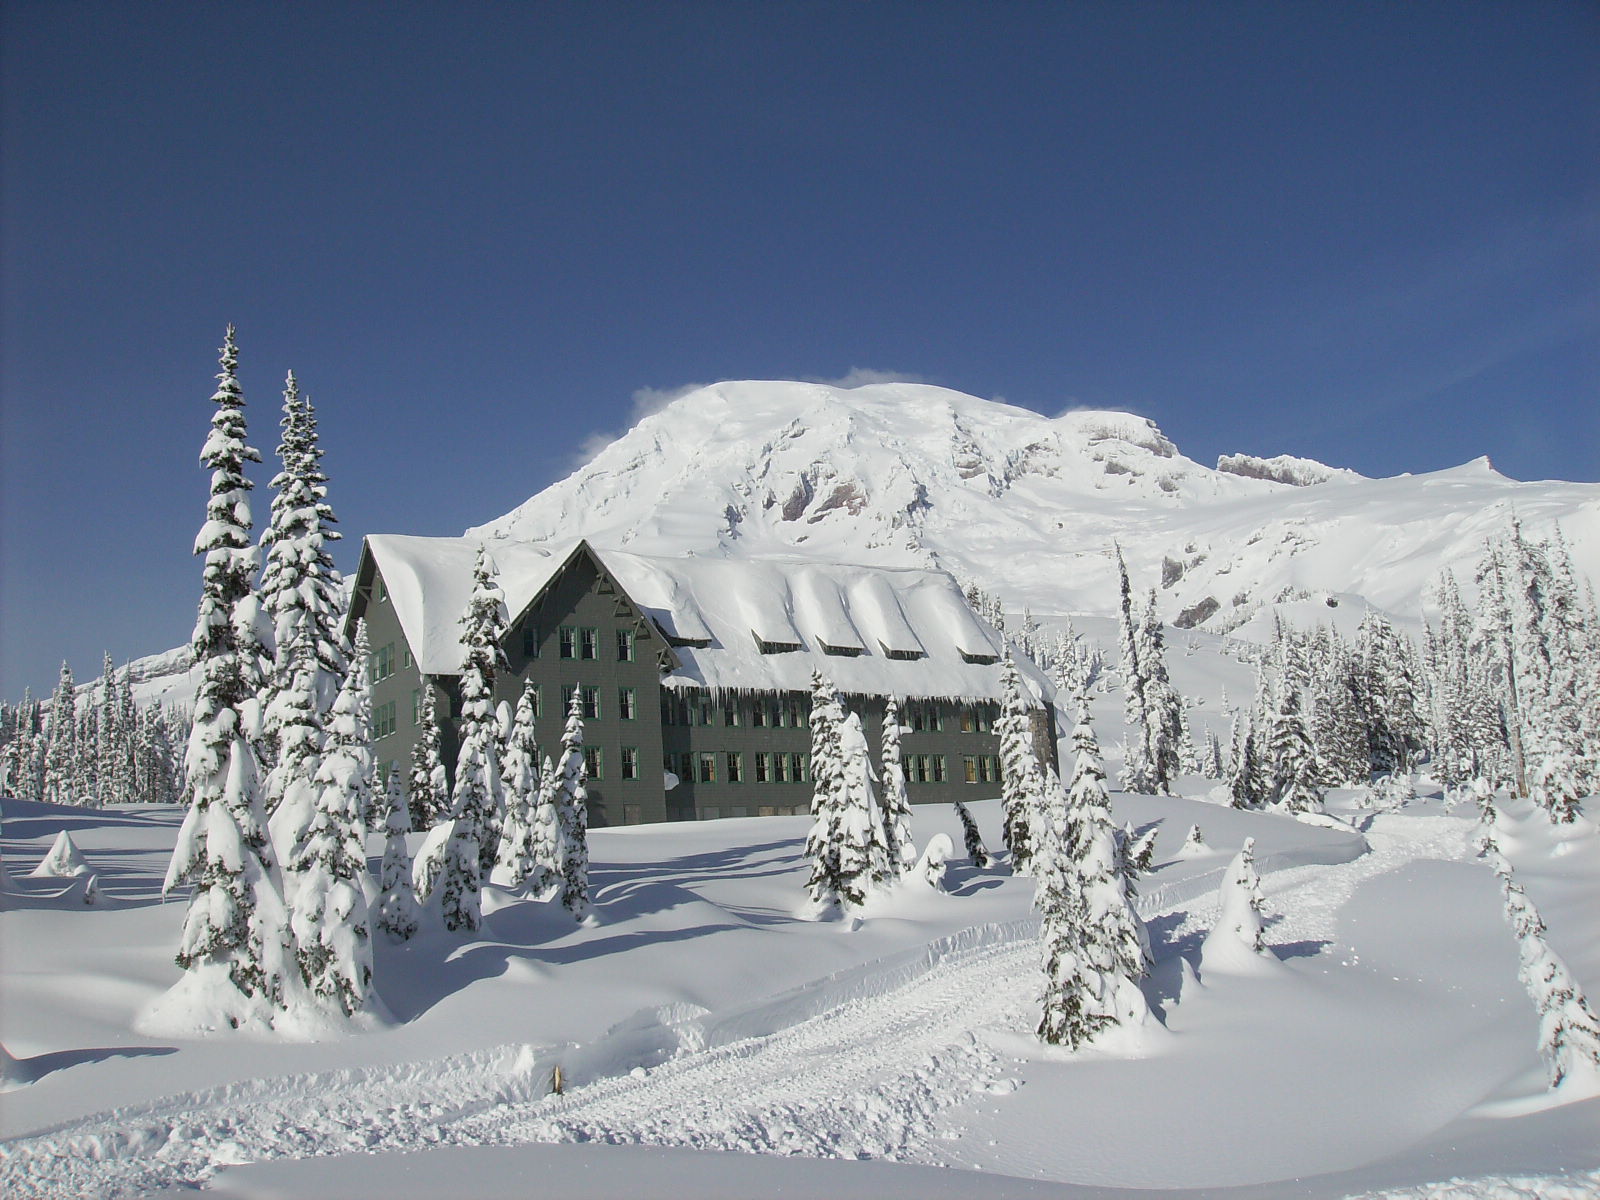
[804,671,848,908]
[528,753,563,898]
[1492,860,1600,1090]
[288,641,376,1017]
[42,662,78,805]
[998,652,1045,874]
[1201,837,1272,971]
[495,680,542,890]
[159,326,293,1030]
[259,372,347,730]
[1115,547,1157,795]
[955,800,989,868]
[375,769,420,943]
[831,711,879,906]
[1138,589,1183,793]
[406,681,449,831]
[876,697,918,879]
[1264,684,1322,815]
[1041,692,1151,1045]
[555,685,590,920]
[437,548,507,933]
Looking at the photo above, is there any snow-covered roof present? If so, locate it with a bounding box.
[360,534,1052,704]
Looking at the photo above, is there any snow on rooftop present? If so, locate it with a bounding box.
[361,535,1050,704]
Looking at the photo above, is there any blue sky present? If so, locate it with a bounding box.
[2,1,1596,698]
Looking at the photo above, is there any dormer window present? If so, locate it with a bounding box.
[960,650,999,665]
[820,642,865,657]
[755,633,802,654]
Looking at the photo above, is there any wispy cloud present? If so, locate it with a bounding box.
[801,367,931,388]
[574,380,709,466]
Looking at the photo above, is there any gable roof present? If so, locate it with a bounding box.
[356,534,1051,704]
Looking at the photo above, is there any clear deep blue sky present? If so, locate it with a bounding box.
[2,1,1596,698]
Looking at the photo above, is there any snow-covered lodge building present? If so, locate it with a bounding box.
[348,536,1057,827]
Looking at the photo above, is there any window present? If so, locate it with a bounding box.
[755,752,771,783]
[616,628,635,661]
[582,746,602,779]
[774,752,789,783]
[559,626,576,659]
[698,752,716,783]
[580,686,601,720]
[621,746,639,780]
[790,753,807,783]
[580,627,598,660]
[376,577,388,603]
[680,752,694,782]
[618,687,636,720]
[910,754,928,783]
[786,696,809,728]
[960,708,975,734]
[522,624,539,658]
[402,647,413,669]
[372,642,396,681]
[723,698,740,727]
[963,755,978,784]
[751,702,767,728]
[412,689,423,725]
[932,754,947,783]
[696,694,714,726]
[979,755,1000,783]
[623,803,643,825]
[726,751,743,783]
[373,700,397,740]
[529,686,541,719]
[772,698,788,728]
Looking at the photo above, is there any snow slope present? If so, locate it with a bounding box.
[3,784,1597,1198]
[469,381,1600,634]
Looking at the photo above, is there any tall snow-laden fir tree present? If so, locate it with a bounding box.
[287,625,377,1017]
[375,769,420,942]
[877,697,918,879]
[406,681,450,830]
[1115,547,1158,795]
[259,372,347,735]
[438,547,508,933]
[1489,851,1600,1090]
[804,671,848,908]
[1265,683,1322,815]
[160,325,293,1029]
[42,661,78,805]
[555,685,590,919]
[495,680,543,890]
[1039,692,1151,1046]
[832,711,879,906]
[1137,589,1183,793]
[998,652,1044,874]
[530,753,563,898]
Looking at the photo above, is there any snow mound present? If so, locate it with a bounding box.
[28,830,90,878]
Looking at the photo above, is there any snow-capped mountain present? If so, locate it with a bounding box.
[471,380,1600,635]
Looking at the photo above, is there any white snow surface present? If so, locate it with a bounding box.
[3,779,1597,1199]
[466,381,1599,632]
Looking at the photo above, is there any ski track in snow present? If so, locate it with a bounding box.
[0,805,1504,1199]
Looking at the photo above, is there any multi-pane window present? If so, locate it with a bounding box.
[751,702,767,728]
[402,647,413,669]
[621,746,640,781]
[787,697,809,728]
[412,688,423,725]
[583,746,602,780]
[372,642,396,681]
[522,624,539,658]
[931,754,947,783]
[790,753,807,782]
[618,687,636,720]
[559,626,576,659]
[580,627,599,660]
[698,752,717,783]
[696,695,714,726]
[616,628,635,661]
[679,752,694,782]
[980,755,1000,783]
[373,700,397,740]
[723,698,740,727]
[960,709,976,733]
[755,752,771,783]
[963,755,978,784]
[774,753,789,783]
[726,751,743,783]
[529,686,541,719]
[581,686,601,720]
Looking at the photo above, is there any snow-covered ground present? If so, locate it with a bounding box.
[3,782,1596,1199]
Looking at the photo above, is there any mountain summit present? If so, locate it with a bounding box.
[472,380,1597,633]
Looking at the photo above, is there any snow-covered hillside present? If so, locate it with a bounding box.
[471,381,1600,636]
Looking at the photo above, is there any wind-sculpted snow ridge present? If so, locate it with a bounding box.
[466,380,1599,633]
[1344,1170,1600,1199]
[0,806,1507,1200]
